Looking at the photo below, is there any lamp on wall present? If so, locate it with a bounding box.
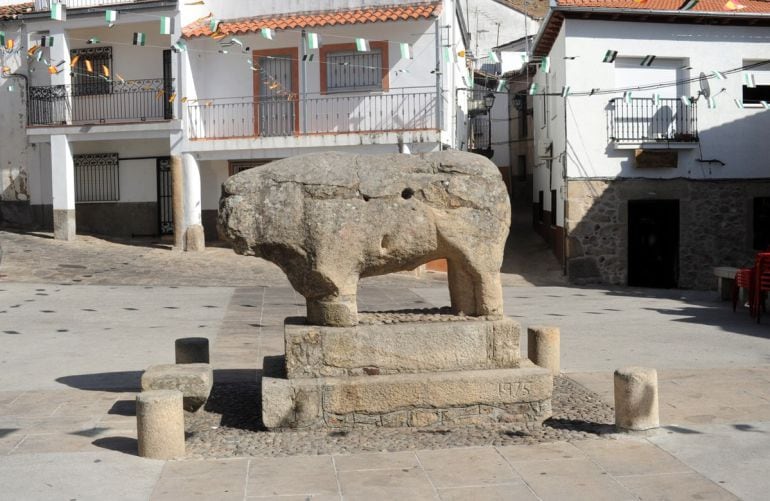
[483,92,496,111]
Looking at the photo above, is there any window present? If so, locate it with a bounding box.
[326,50,382,91]
[320,42,389,93]
[742,61,770,105]
[754,197,770,250]
[228,159,275,176]
[70,46,112,96]
[74,153,119,202]
[516,92,528,139]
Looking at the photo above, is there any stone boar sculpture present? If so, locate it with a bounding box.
[218,151,510,327]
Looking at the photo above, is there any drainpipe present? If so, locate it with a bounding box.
[434,16,443,140]
[300,30,307,134]
[562,95,569,277]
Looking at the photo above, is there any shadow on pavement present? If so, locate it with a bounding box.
[92,436,138,455]
[56,371,143,391]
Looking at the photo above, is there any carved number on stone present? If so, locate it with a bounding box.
[498,382,530,397]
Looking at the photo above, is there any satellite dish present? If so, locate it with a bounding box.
[699,72,711,99]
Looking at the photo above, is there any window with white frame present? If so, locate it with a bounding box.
[326,50,383,91]
[74,153,120,202]
[742,61,770,105]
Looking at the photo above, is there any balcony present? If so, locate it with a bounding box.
[186,87,439,140]
[27,78,173,126]
[34,0,155,10]
[608,97,698,149]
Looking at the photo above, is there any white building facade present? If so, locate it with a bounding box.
[0,0,474,248]
[530,1,770,289]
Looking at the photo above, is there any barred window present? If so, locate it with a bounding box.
[70,46,112,96]
[326,50,382,91]
[74,153,120,202]
[228,159,276,176]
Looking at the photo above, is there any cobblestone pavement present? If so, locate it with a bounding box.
[0,228,565,287]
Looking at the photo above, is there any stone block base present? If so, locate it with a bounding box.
[284,316,521,378]
[53,209,76,241]
[141,363,213,411]
[262,364,552,430]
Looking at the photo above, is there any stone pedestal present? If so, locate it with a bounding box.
[614,366,659,431]
[136,390,185,459]
[262,315,553,429]
[175,337,210,364]
[527,326,560,375]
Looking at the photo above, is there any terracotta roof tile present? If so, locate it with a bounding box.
[555,0,770,14]
[0,2,33,20]
[183,1,442,38]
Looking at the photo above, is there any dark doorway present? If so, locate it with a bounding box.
[156,158,173,235]
[628,199,679,288]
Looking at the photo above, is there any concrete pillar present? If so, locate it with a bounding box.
[48,26,72,124]
[136,390,185,459]
[170,153,205,252]
[50,134,75,241]
[527,326,560,375]
[175,337,209,364]
[614,367,660,431]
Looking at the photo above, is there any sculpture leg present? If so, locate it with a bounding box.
[448,259,477,316]
[474,270,504,316]
[305,280,358,327]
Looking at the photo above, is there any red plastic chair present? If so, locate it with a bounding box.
[733,268,755,313]
[753,253,770,323]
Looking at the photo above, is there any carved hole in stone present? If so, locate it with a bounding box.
[381,235,392,251]
[401,188,414,200]
[362,195,370,202]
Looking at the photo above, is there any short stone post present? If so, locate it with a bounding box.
[136,390,185,459]
[527,326,560,375]
[175,337,210,364]
[614,367,659,431]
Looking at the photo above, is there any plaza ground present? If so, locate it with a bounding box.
[0,226,769,500]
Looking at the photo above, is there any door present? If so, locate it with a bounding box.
[628,200,679,288]
[156,158,173,235]
[256,54,295,137]
[163,49,173,120]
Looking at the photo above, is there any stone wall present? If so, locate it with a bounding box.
[565,178,770,290]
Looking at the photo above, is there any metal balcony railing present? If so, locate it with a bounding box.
[34,0,152,10]
[186,87,439,140]
[608,97,698,143]
[27,78,173,126]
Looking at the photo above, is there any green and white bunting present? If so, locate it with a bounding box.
[41,36,54,47]
[680,0,699,10]
[762,101,770,110]
[640,55,655,66]
[50,2,66,21]
[355,38,369,52]
[623,91,632,104]
[540,56,550,73]
[744,73,756,88]
[603,50,618,63]
[133,32,146,46]
[306,32,320,50]
[488,50,500,64]
[171,40,187,52]
[160,16,173,35]
[734,98,744,109]
[680,95,691,107]
[496,80,507,92]
[209,18,220,33]
[261,28,274,40]
[561,86,570,97]
[707,97,717,109]
[652,93,660,106]
[442,46,451,62]
[0,32,5,46]
[400,42,413,59]
[712,70,726,80]
[528,83,538,95]
[105,9,117,24]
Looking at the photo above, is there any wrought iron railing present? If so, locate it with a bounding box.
[27,78,173,126]
[186,87,439,140]
[34,0,152,10]
[608,97,698,143]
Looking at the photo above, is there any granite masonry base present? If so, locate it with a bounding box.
[262,316,553,430]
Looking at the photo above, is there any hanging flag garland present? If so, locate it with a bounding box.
[355,38,370,52]
[640,55,655,67]
[306,32,320,50]
[105,9,117,25]
[133,32,147,46]
[160,16,173,35]
[528,83,538,95]
[50,2,66,21]
[400,43,413,60]
[603,50,618,63]
[41,36,54,47]
[261,28,274,40]
[540,56,550,73]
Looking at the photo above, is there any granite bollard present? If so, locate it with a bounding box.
[614,366,660,431]
[136,389,185,459]
[175,337,210,364]
[527,326,560,375]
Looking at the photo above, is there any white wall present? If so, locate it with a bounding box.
[532,27,566,223]
[199,160,228,211]
[563,19,770,180]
